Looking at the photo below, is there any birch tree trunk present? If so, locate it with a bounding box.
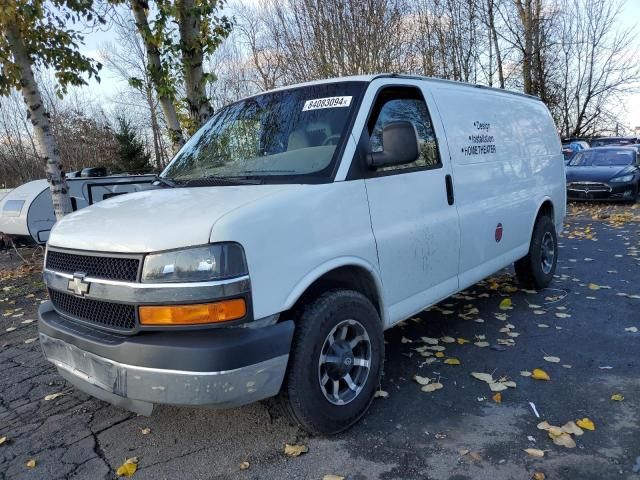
[515,0,534,94]
[177,0,212,132]
[130,0,185,154]
[5,24,71,220]
[487,0,505,89]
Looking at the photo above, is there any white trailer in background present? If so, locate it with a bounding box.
[0,174,156,245]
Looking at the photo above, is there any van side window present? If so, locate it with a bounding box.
[368,87,441,172]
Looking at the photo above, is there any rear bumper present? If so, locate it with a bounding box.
[38,302,294,414]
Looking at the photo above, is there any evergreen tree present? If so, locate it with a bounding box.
[115,117,152,173]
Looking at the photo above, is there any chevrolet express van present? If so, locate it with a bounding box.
[38,74,565,434]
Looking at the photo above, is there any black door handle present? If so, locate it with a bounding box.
[445,174,455,205]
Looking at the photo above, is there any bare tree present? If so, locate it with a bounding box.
[101,11,171,168]
[555,0,639,136]
[265,0,409,82]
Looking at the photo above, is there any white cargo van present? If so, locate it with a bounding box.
[38,74,565,434]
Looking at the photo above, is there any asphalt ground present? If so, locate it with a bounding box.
[0,202,638,480]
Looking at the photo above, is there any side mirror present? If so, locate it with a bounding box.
[369,121,419,169]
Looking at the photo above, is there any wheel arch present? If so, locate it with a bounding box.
[282,258,387,325]
[528,197,556,239]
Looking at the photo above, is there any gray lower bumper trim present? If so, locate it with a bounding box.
[40,333,288,412]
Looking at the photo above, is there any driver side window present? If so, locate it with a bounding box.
[368,87,441,172]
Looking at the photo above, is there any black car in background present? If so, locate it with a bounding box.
[591,137,638,147]
[566,147,640,202]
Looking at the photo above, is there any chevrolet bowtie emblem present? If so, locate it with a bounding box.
[68,273,90,297]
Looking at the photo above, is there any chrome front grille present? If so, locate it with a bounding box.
[567,182,610,192]
[45,250,140,282]
[48,288,136,332]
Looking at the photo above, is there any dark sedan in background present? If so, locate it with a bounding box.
[566,147,640,202]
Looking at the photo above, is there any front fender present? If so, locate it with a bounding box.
[282,256,387,325]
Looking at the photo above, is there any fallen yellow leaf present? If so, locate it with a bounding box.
[611,393,624,401]
[444,358,460,365]
[489,382,508,392]
[421,382,443,392]
[499,298,513,310]
[524,448,544,458]
[492,392,502,403]
[548,425,563,437]
[471,372,494,383]
[239,461,250,470]
[374,390,389,398]
[576,418,595,431]
[457,337,470,344]
[533,472,546,480]
[588,283,601,290]
[26,459,36,469]
[531,369,550,381]
[562,421,584,436]
[44,392,65,401]
[550,432,576,448]
[435,352,445,358]
[284,444,309,457]
[116,457,138,477]
[537,421,551,430]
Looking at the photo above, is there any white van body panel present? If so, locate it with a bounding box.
[352,78,461,325]
[208,181,383,324]
[425,82,564,291]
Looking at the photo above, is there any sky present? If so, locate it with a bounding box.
[80,0,640,133]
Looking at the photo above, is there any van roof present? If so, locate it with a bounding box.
[260,73,541,102]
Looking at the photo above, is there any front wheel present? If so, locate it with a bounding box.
[515,215,558,289]
[277,289,384,435]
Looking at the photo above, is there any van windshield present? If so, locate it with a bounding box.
[161,82,366,184]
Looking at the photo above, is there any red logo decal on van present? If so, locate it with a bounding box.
[495,223,503,242]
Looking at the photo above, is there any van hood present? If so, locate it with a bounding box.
[48,185,292,253]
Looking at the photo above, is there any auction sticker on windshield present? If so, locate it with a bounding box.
[302,96,352,111]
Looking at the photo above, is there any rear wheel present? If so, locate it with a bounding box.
[515,214,558,289]
[277,289,384,435]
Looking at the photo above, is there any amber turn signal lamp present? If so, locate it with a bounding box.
[139,299,246,325]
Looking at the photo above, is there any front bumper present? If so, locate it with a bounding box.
[38,302,294,415]
[567,181,638,201]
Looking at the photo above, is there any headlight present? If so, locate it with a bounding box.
[142,243,247,283]
[610,174,634,183]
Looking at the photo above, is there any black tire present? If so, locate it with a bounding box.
[515,214,558,289]
[631,182,640,203]
[277,289,384,435]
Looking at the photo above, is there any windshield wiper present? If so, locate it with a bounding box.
[184,175,263,187]
[241,170,296,174]
[154,175,178,188]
